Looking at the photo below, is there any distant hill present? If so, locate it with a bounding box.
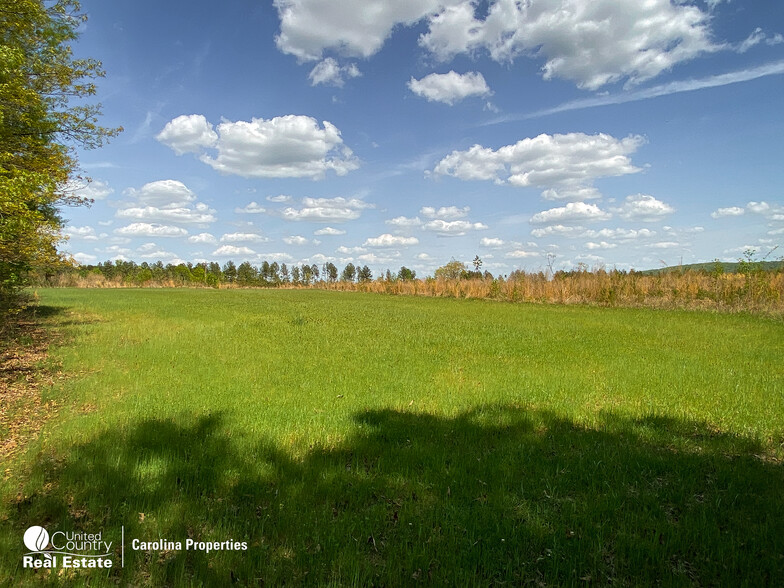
[639,260,784,275]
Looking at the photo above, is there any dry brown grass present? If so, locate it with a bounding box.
[44,269,784,316]
[329,269,784,317]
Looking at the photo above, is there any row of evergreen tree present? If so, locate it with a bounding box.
[42,259,423,287]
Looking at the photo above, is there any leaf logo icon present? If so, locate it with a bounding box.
[23,526,49,553]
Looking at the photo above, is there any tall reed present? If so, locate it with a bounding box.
[38,268,784,316]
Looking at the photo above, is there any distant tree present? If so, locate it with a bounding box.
[325,262,338,283]
[341,263,356,282]
[398,266,416,281]
[152,261,165,280]
[310,264,320,282]
[223,261,237,283]
[270,261,280,284]
[136,268,153,285]
[260,260,271,283]
[291,265,300,285]
[357,265,372,282]
[301,264,312,285]
[207,262,222,281]
[173,263,192,283]
[191,264,206,283]
[435,259,466,280]
[280,263,290,283]
[237,261,257,285]
[473,255,482,272]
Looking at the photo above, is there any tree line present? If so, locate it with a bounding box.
[1,0,120,311]
[34,257,512,288]
[38,259,417,287]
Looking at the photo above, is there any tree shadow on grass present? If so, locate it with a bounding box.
[2,407,782,586]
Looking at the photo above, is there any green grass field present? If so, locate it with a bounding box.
[2,288,783,586]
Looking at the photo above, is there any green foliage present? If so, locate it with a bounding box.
[205,273,219,288]
[222,261,237,283]
[324,262,338,283]
[737,248,762,276]
[300,263,313,285]
[341,262,356,282]
[0,0,121,298]
[398,266,416,281]
[236,261,257,285]
[357,264,372,282]
[190,264,206,283]
[711,258,725,277]
[435,259,466,280]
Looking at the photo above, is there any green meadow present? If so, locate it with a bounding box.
[2,288,783,586]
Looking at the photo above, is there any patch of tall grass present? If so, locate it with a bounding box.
[45,267,784,316]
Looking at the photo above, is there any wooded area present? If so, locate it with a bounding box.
[0,0,120,309]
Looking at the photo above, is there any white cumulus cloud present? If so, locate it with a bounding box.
[386,216,422,227]
[530,202,612,225]
[408,71,491,105]
[118,180,215,225]
[188,233,218,244]
[220,233,269,243]
[746,201,772,214]
[505,250,540,259]
[423,219,488,236]
[314,226,346,236]
[158,115,359,179]
[139,249,180,260]
[309,58,361,87]
[274,0,452,61]
[420,205,470,219]
[116,205,216,225]
[72,179,114,201]
[432,133,643,199]
[235,202,267,214]
[156,114,218,155]
[363,234,420,247]
[283,235,310,245]
[72,252,98,264]
[124,180,196,207]
[480,237,505,247]
[275,0,720,90]
[337,245,367,254]
[711,206,745,219]
[65,226,98,240]
[212,245,256,257]
[585,241,617,250]
[420,0,717,90]
[281,197,373,222]
[114,223,189,237]
[613,194,674,222]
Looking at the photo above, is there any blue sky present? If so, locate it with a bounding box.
[63,0,784,275]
